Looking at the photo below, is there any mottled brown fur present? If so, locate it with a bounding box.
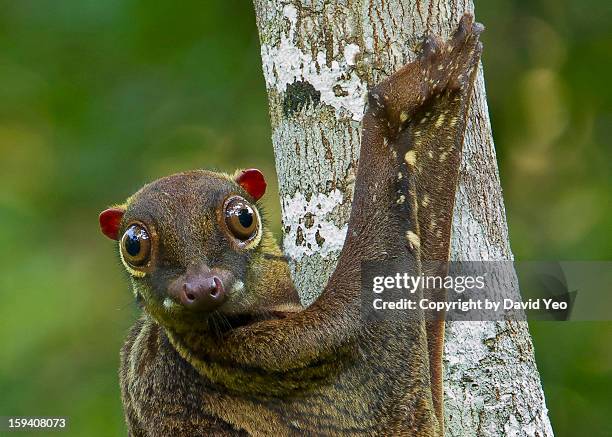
[105,15,483,437]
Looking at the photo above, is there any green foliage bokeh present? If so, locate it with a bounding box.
[0,1,609,436]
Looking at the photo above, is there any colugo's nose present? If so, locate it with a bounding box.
[177,275,226,312]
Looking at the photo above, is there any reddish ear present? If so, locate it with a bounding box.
[99,207,125,240]
[235,168,266,200]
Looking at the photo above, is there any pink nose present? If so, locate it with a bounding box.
[177,275,226,312]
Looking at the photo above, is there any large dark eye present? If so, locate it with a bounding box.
[121,224,151,267]
[225,197,258,241]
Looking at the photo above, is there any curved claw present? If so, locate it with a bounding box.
[472,22,485,35]
[453,13,473,42]
[451,14,485,47]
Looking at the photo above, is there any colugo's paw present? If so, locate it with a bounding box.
[367,14,483,133]
[420,13,484,94]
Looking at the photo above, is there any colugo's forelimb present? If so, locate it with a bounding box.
[217,14,484,371]
[366,15,483,426]
[367,14,483,260]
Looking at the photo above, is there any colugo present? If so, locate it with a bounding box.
[100,14,483,436]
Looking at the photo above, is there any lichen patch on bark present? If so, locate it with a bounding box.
[281,189,348,260]
[259,3,367,121]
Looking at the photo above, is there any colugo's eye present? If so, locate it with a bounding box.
[225,197,258,241]
[121,224,151,267]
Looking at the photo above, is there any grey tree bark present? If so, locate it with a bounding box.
[252,0,554,435]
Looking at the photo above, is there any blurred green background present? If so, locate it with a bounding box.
[0,1,609,436]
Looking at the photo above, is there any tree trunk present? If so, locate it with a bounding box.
[252,1,554,435]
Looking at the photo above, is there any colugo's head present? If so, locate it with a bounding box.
[99,169,300,333]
